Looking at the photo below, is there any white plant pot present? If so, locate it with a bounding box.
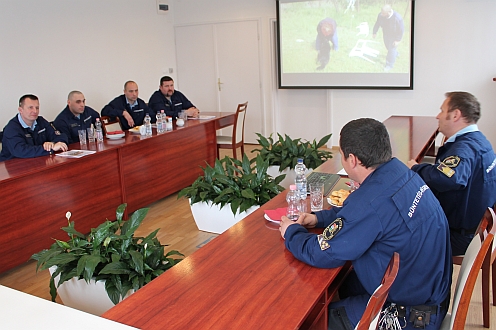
[190,200,260,234]
[49,267,133,316]
[267,166,313,190]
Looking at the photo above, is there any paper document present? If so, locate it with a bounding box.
[188,115,216,120]
[56,150,96,158]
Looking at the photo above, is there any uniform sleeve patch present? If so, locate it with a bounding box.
[437,162,455,177]
[318,218,343,250]
[442,155,460,168]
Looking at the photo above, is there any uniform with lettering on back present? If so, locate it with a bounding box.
[284,157,452,330]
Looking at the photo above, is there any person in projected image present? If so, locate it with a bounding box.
[372,4,404,72]
[279,118,451,330]
[315,17,338,71]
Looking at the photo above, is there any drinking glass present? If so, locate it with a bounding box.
[309,182,324,212]
[78,129,87,145]
[87,127,95,142]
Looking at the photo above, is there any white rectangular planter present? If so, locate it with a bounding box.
[49,267,133,316]
[190,200,259,234]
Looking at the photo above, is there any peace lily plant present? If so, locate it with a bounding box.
[31,204,184,305]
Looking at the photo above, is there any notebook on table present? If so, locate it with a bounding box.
[306,172,340,196]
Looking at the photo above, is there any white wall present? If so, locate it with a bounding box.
[1,0,495,148]
[0,0,175,126]
[173,0,496,146]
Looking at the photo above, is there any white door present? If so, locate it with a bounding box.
[175,20,263,143]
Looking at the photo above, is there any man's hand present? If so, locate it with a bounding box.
[44,141,68,152]
[407,159,418,169]
[296,213,318,228]
[279,213,318,239]
[279,215,297,239]
[122,110,135,127]
[52,142,68,152]
[186,107,200,118]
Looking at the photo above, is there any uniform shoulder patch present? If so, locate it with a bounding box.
[437,162,455,178]
[317,218,343,251]
[442,155,460,168]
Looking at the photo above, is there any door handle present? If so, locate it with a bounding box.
[218,78,224,91]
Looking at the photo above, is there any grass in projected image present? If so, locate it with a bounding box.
[280,0,412,74]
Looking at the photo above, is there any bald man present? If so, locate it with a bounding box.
[53,91,100,144]
[101,81,152,130]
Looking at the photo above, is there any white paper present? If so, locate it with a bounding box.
[56,150,96,158]
[337,168,348,176]
[188,115,216,120]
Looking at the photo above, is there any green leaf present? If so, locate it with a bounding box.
[76,255,103,281]
[121,208,149,237]
[99,261,132,275]
[41,253,79,270]
[105,278,121,305]
[115,203,127,225]
[61,222,85,239]
[129,250,144,275]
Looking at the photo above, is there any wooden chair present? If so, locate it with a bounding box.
[452,205,495,328]
[216,102,248,160]
[100,116,122,135]
[355,252,400,330]
[441,207,496,330]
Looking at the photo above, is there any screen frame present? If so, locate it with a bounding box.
[276,0,415,90]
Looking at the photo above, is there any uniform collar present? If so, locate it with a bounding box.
[18,113,37,130]
[126,97,138,108]
[446,124,479,143]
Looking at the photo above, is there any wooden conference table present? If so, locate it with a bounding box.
[0,112,235,274]
[103,115,439,330]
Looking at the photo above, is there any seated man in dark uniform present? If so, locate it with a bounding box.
[0,94,68,161]
[101,81,152,130]
[280,118,452,330]
[53,91,100,144]
[148,76,199,119]
[408,91,496,256]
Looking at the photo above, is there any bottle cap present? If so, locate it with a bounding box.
[297,158,303,163]
[289,184,296,190]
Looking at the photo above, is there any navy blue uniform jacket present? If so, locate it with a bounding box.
[285,158,452,307]
[53,106,100,144]
[0,115,68,161]
[101,95,152,130]
[148,90,194,119]
[411,131,496,230]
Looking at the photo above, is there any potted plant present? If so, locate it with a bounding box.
[177,154,285,234]
[252,133,333,188]
[31,204,184,315]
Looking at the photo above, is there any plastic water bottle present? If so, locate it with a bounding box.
[156,111,163,133]
[286,184,300,221]
[295,158,308,200]
[95,118,104,142]
[144,113,152,136]
[160,110,166,132]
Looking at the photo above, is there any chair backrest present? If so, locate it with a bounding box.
[232,102,248,144]
[355,252,400,330]
[100,116,122,134]
[447,207,496,329]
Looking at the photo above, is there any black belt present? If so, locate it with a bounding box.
[396,294,449,318]
[450,226,477,236]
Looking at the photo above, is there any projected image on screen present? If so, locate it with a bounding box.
[277,0,414,89]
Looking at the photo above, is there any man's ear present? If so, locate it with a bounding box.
[451,108,463,122]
